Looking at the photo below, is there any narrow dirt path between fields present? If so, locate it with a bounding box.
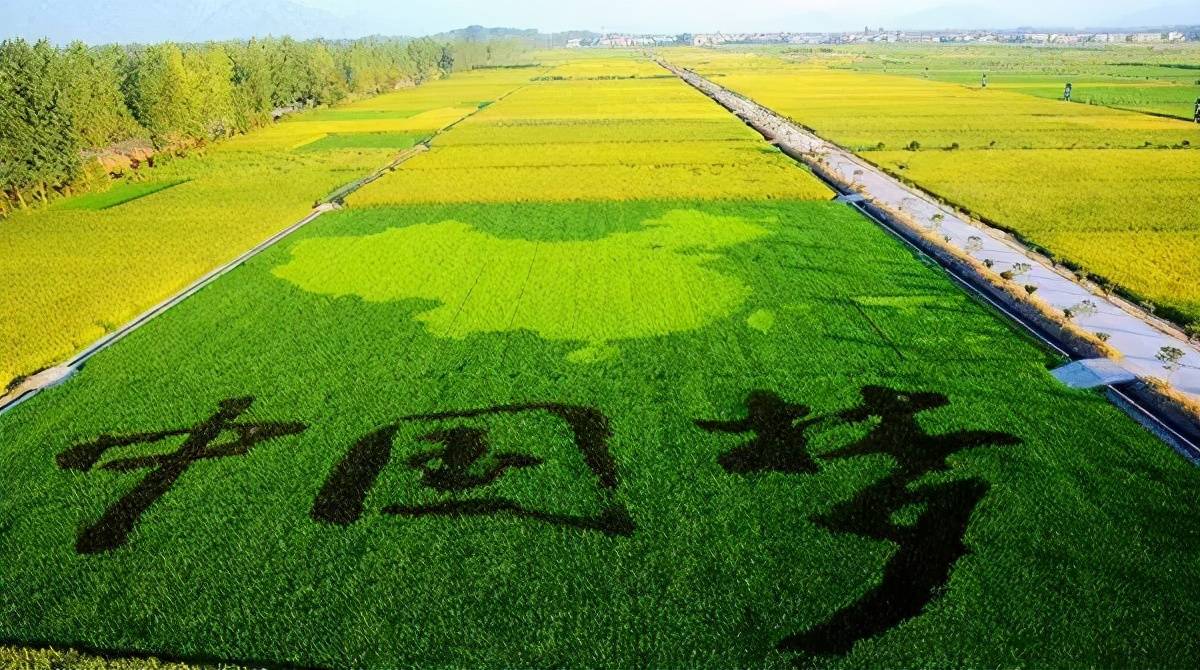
[659,59,1200,403]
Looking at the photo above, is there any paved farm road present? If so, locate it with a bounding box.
[666,62,1200,402]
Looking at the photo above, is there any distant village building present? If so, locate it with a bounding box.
[596,34,661,47]
[603,27,1185,50]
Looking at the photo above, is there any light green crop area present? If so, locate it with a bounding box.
[275,210,767,354]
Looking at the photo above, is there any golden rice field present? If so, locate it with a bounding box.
[869,149,1200,318]
[0,68,535,390]
[664,48,1200,324]
[435,118,755,145]
[538,53,670,78]
[350,73,831,206]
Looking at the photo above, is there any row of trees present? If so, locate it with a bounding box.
[0,35,516,212]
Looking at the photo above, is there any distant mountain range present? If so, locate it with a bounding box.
[434,26,538,42]
[434,26,600,43]
[2,1,1198,44]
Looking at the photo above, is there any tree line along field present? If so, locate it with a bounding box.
[0,65,534,391]
[663,48,1200,327]
[1,50,1199,669]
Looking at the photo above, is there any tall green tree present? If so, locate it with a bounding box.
[127,43,199,147]
[185,45,237,140]
[59,42,143,148]
[228,39,275,131]
[406,38,441,84]
[302,41,346,105]
[438,45,455,76]
[0,38,81,205]
[268,37,307,109]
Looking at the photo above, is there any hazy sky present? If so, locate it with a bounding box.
[2,0,1195,45]
[298,0,1194,34]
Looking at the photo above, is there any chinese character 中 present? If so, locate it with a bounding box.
[56,397,306,554]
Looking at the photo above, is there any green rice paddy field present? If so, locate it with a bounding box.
[832,43,1200,120]
[1,52,1199,668]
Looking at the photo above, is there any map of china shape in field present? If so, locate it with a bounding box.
[273,210,770,362]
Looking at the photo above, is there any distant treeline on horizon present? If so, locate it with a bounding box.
[0,34,527,212]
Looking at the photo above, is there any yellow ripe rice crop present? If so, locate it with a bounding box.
[665,50,1200,151]
[870,148,1200,318]
[226,69,537,152]
[351,69,833,206]
[466,78,732,121]
[532,49,672,78]
[434,119,759,145]
[719,69,1200,150]
[816,42,1200,120]
[0,151,379,387]
[226,107,475,151]
[349,162,829,205]
[0,68,533,389]
[409,141,788,169]
[543,56,670,79]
